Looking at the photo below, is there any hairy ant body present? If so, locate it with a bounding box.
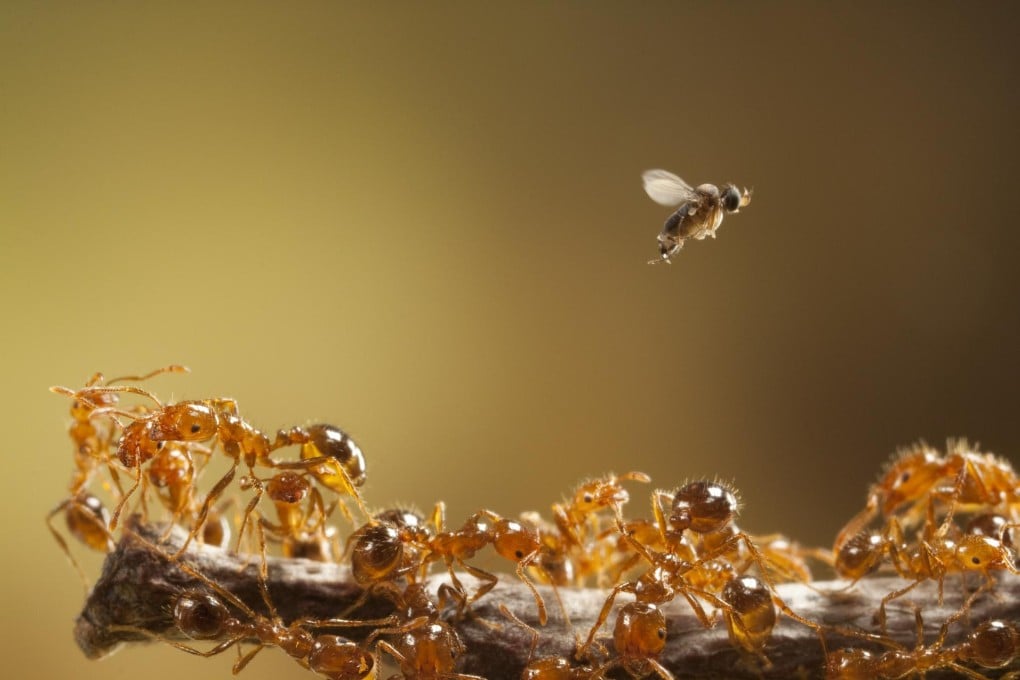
[834,441,1020,554]
[48,365,188,586]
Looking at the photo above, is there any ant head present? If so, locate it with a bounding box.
[613,602,667,658]
[151,402,219,442]
[877,443,943,515]
[956,535,1010,572]
[492,519,540,562]
[267,472,311,505]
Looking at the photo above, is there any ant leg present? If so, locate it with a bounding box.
[517,550,548,626]
[45,498,113,593]
[645,658,677,680]
[107,364,189,385]
[253,521,278,621]
[232,643,266,674]
[876,578,921,634]
[375,640,407,672]
[109,463,143,531]
[106,624,244,658]
[236,474,265,554]
[833,497,878,553]
[459,559,499,607]
[130,529,262,622]
[498,604,539,663]
[174,460,238,558]
[577,582,630,661]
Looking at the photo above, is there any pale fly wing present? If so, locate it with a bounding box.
[642,169,698,207]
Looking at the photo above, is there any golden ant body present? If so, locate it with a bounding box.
[48,366,188,587]
[826,609,1020,680]
[254,470,338,561]
[834,441,1020,554]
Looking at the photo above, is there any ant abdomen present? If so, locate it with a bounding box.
[308,635,377,680]
[669,480,739,535]
[173,591,231,640]
[962,619,1020,669]
[349,522,409,586]
[301,424,367,492]
[64,494,112,552]
[721,575,776,657]
[834,531,885,580]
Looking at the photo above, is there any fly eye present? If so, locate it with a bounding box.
[722,186,742,212]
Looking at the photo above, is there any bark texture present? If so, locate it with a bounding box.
[75,521,1020,679]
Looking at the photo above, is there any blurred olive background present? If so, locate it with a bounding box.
[2,2,1019,678]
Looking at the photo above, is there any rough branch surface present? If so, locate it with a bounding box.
[75,521,1020,679]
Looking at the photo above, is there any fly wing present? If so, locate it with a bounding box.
[642,169,698,207]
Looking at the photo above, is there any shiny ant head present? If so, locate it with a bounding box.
[613,602,667,659]
[150,402,219,442]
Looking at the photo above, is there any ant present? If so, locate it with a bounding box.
[45,492,116,591]
[374,618,485,680]
[349,505,557,626]
[50,365,188,496]
[839,513,1020,631]
[546,472,651,587]
[88,380,368,556]
[499,604,595,680]
[249,471,340,561]
[826,607,1019,680]
[111,531,395,679]
[833,440,1020,555]
[580,480,825,660]
[48,365,188,587]
[593,602,674,680]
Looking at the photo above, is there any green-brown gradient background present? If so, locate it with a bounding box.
[3,2,1019,677]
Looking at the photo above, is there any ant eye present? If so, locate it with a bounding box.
[515,550,524,559]
[190,424,201,434]
[657,628,666,639]
[899,472,910,483]
[972,556,981,565]
[583,494,594,504]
